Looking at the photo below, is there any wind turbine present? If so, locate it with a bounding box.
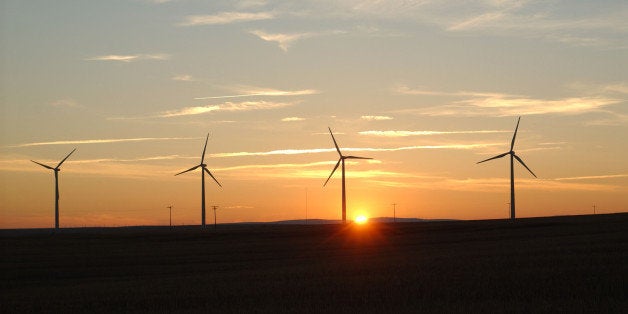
[31,148,76,229]
[477,117,537,220]
[175,134,222,227]
[323,127,372,224]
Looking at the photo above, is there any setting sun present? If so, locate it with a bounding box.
[355,215,368,224]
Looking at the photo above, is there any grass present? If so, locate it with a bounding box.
[1,213,627,313]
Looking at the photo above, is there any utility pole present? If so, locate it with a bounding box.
[305,188,308,225]
[167,206,173,227]
[593,204,596,215]
[392,203,397,223]
[506,203,510,219]
[212,205,219,229]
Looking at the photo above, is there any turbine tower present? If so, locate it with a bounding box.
[323,127,372,224]
[477,117,537,220]
[175,134,222,227]
[31,148,76,229]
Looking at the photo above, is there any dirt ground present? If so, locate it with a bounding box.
[1,213,627,313]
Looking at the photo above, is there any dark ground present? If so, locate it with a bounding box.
[1,213,627,313]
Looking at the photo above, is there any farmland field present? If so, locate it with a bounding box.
[1,214,627,313]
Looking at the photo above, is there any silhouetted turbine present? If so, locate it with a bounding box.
[323,127,372,224]
[31,148,76,229]
[175,134,222,227]
[477,117,537,220]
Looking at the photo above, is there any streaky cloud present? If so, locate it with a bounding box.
[179,12,273,26]
[172,74,195,82]
[86,54,170,62]
[554,174,628,181]
[195,88,319,100]
[361,115,393,121]
[359,130,509,137]
[156,101,293,118]
[395,86,622,116]
[281,117,306,122]
[9,137,198,148]
[250,30,312,51]
[210,143,502,158]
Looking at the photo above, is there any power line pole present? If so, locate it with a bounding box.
[305,188,308,225]
[212,205,219,229]
[392,203,397,223]
[167,206,173,227]
[593,204,596,215]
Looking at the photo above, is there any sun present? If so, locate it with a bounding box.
[354,215,368,224]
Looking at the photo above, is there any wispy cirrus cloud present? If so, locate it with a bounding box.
[210,142,502,158]
[281,117,305,122]
[8,137,198,148]
[50,99,82,108]
[359,130,508,137]
[178,12,274,26]
[361,115,393,121]
[155,100,293,118]
[195,87,319,100]
[86,54,170,62]
[249,30,313,51]
[395,85,622,116]
[554,174,628,181]
[172,74,195,82]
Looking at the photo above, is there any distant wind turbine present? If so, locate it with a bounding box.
[477,117,537,220]
[175,134,222,227]
[323,127,372,224]
[31,148,76,229]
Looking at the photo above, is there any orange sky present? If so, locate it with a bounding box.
[1,1,627,228]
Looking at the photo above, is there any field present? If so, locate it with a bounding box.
[2,214,627,313]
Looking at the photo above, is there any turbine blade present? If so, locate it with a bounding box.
[345,156,373,160]
[31,160,54,170]
[323,159,341,187]
[201,133,209,164]
[510,117,521,151]
[204,168,222,187]
[175,164,200,176]
[328,127,342,156]
[513,154,537,178]
[476,152,509,164]
[57,148,76,168]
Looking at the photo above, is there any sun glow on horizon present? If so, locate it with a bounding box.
[355,215,368,224]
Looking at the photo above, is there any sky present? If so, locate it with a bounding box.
[1,0,627,228]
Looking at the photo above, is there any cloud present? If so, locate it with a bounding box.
[68,155,189,164]
[359,130,509,137]
[195,87,319,100]
[361,115,393,121]
[179,12,274,26]
[8,137,198,148]
[553,174,628,181]
[172,74,195,82]
[250,30,313,51]
[603,83,628,95]
[396,86,622,116]
[281,117,305,122]
[156,101,293,118]
[210,142,502,158]
[86,54,170,62]
[50,99,81,108]
[393,85,507,98]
